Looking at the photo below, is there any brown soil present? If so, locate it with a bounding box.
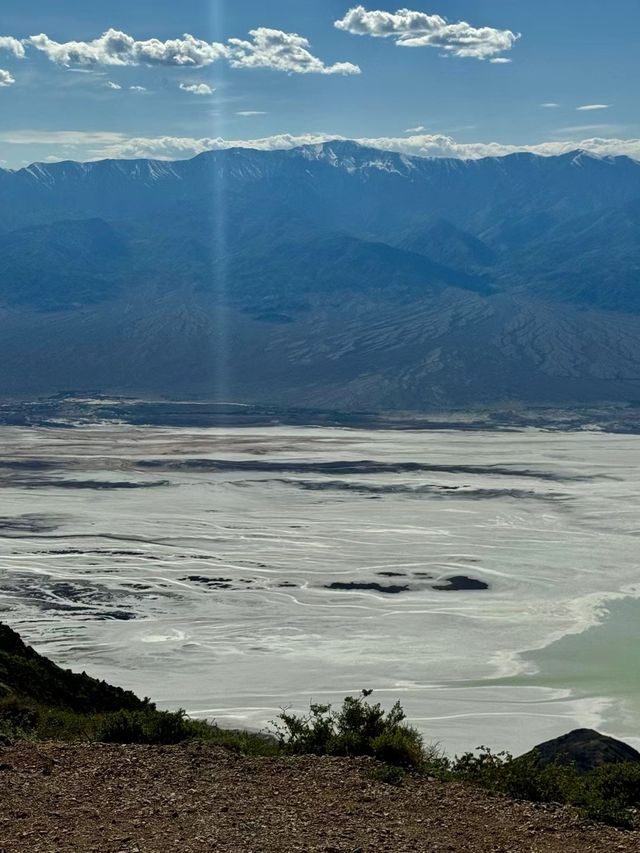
[0,742,639,853]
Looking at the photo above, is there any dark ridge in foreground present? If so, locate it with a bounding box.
[531,729,640,773]
[0,622,146,714]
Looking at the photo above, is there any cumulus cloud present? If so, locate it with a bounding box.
[28,30,227,67]
[23,27,359,76]
[0,69,15,86]
[0,36,25,58]
[227,27,360,75]
[179,82,214,95]
[490,57,511,64]
[334,6,519,60]
[106,80,122,90]
[91,132,640,163]
[577,104,610,111]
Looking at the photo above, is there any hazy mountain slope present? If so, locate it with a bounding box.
[0,142,638,408]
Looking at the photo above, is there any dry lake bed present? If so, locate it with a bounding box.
[1,423,639,755]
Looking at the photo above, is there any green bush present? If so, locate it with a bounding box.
[450,748,574,804]
[369,763,406,786]
[575,763,640,828]
[272,690,425,769]
[448,746,640,829]
[371,726,424,769]
[97,709,199,744]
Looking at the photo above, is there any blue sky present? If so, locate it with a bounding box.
[0,0,638,167]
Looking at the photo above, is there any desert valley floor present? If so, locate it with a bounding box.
[1,422,639,755]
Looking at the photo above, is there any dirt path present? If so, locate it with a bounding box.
[0,743,638,852]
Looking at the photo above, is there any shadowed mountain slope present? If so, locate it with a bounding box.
[0,142,639,408]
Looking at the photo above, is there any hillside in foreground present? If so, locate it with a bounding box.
[2,742,640,853]
[3,620,640,850]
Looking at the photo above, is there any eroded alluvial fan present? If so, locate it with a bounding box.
[0,143,639,407]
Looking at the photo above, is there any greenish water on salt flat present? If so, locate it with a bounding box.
[504,597,640,742]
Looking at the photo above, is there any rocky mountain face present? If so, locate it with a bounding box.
[0,142,639,409]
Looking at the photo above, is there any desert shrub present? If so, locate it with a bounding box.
[0,695,38,729]
[275,702,336,755]
[449,746,640,828]
[371,726,424,769]
[452,748,575,804]
[273,690,425,769]
[575,763,640,828]
[369,763,406,786]
[34,708,98,741]
[98,709,148,743]
[97,708,198,744]
[206,726,281,757]
[454,747,572,805]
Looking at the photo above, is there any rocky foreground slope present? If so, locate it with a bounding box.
[1,741,639,853]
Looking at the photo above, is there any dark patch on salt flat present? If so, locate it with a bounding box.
[269,479,564,501]
[97,611,137,621]
[0,459,58,471]
[17,479,170,490]
[179,576,235,589]
[43,549,164,560]
[137,458,586,482]
[326,581,409,595]
[432,576,489,591]
[0,514,62,533]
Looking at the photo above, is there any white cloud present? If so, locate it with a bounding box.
[0,69,15,86]
[179,82,214,95]
[576,104,610,111]
[23,27,359,76]
[3,129,639,164]
[553,124,622,135]
[405,125,427,133]
[227,28,360,75]
[28,30,227,67]
[490,57,511,64]
[334,6,519,60]
[236,110,267,117]
[0,129,128,145]
[95,133,640,163]
[0,36,25,58]
[106,80,122,90]
[540,103,559,108]
[129,85,147,92]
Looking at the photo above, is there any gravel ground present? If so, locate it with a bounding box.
[0,743,639,852]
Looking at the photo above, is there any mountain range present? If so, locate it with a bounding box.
[0,141,639,409]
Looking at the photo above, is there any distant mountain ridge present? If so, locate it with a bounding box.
[0,141,639,408]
